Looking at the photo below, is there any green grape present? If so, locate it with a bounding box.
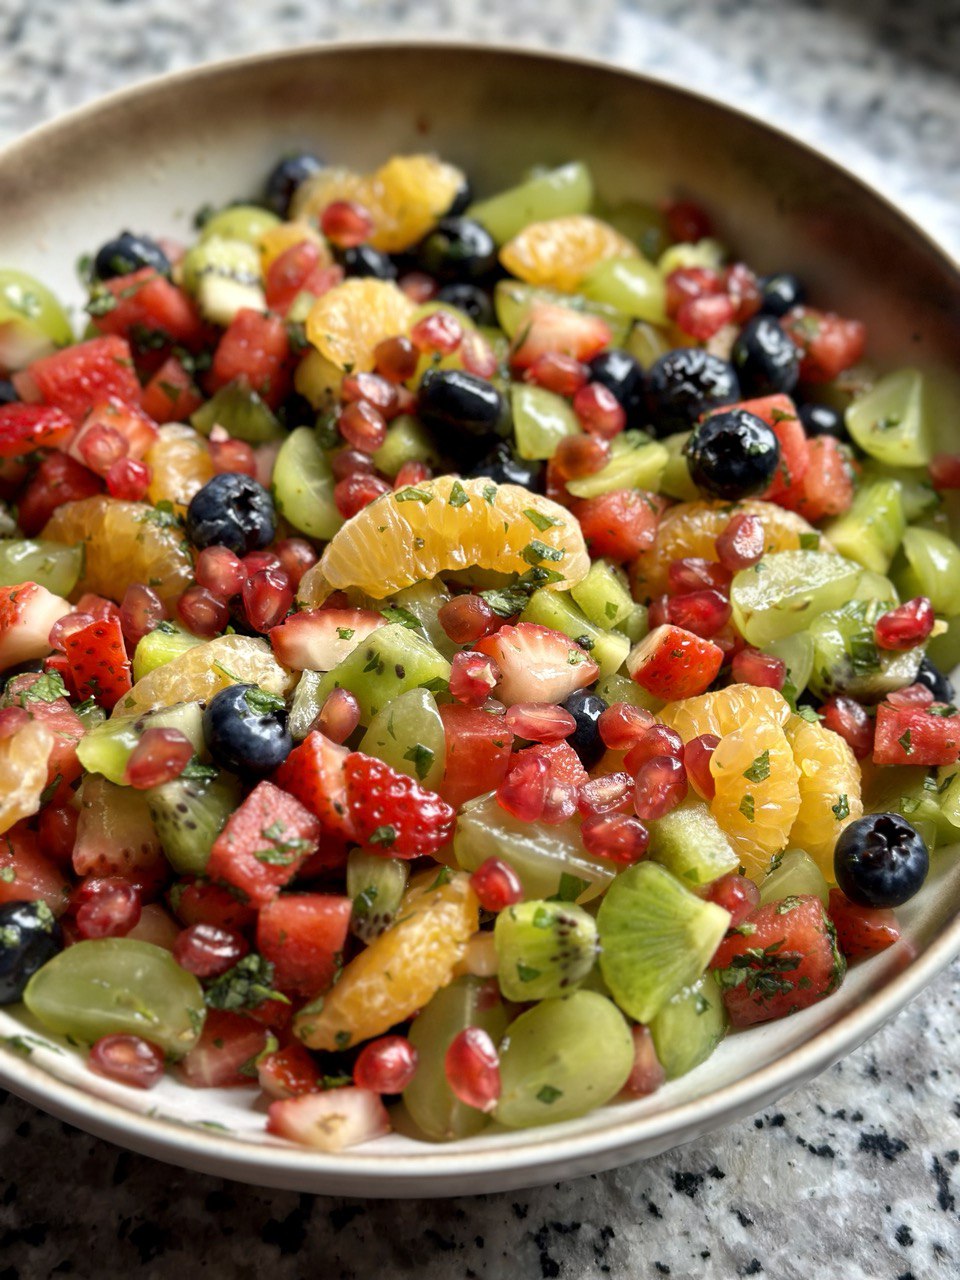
[271,426,342,540]
[510,384,581,460]
[759,849,830,908]
[467,162,594,244]
[358,687,445,789]
[0,539,83,596]
[580,257,667,325]
[730,551,862,646]
[199,204,281,245]
[649,972,726,1080]
[0,268,72,370]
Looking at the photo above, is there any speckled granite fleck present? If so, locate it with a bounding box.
[0,3,958,1277]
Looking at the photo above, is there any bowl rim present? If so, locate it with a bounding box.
[1,37,958,1192]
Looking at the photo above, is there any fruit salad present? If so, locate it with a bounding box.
[0,149,958,1153]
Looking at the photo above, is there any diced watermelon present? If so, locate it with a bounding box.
[781,307,866,384]
[0,823,71,915]
[177,1009,268,1088]
[92,268,206,349]
[730,393,809,500]
[272,731,355,840]
[15,336,141,421]
[572,489,664,561]
[141,357,205,424]
[436,704,515,809]
[256,893,352,997]
[827,887,900,961]
[626,624,724,700]
[873,702,960,766]
[208,310,292,410]
[16,452,103,537]
[206,781,320,908]
[778,435,854,520]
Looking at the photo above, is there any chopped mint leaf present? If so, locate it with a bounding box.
[448,480,470,508]
[180,758,218,781]
[521,539,564,566]
[832,793,850,821]
[394,486,434,504]
[204,954,289,1013]
[739,794,755,823]
[523,507,561,533]
[797,705,822,723]
[480,582,535,619]
[743,750,771,783]
[516,961,542,983]
[536,1084,563,1105]
[798,532,821,551]
[368,824,398,848]
[403,743,435,782]
[380,605,420,630]
[16,671,67,704]
[554,873,588,903]
[244,688,285,716]
[898,729,913,755]
[336,626,356,641]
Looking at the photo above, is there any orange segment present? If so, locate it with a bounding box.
[294,871,479,1050]
[115,635,296,717]
[305,279,416,373]
[146,424,215,514]
[500,215,638,292]
[0,720,52,834]
[658,683,793,743]
[298,476,590,603]
[785,715,863,880]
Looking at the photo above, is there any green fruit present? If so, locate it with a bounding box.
[494,899,598,1001]
[147,770,241,875]
[385,578,458,660]
[894,527,960,617]
[76,702,205,785]
[647,801,740,887]
[564,431,669,499]
[371,415,442,478]
[597,862,731,1023]
[621,603,650,645]
[807,600,922,702]
[0,268,73,370]
[0,539,83,596]
[24,939,204,1055]
[649,972,726,1081]
[657,238,726,275]
[862,764,955,851]
[580,257,667,325]
[180,236,264,324]
[861,463,937,522]
[765,631,814,704]
[199,204,281,245]
[358,687,445,789]
[133,623,203,682]
[570,559,635,632]
[593,670,662,713]
[625,320,671,369]
[601,200,668,261]
[493,280,631,347]
[271,426,342,540]
[404,976,509,1141]
[730,551,862,646]
[346,849,409,943]
[845,368,932,467]
[496,991,634,1129]
[191,379,285,443]
[313,623,450,725]
[659,432,699,500]
[288,670,324,739]
[510,384,581,460]
[826,478,906,574]
[467,162,594,244]
[519,588,629,680]
[759,849,830,908]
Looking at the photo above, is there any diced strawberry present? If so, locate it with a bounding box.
[177,1009,268,1088]
[0,823,71,915]
[68,397,159,472]
[272,731,354,840]
[257,1041,322,1099]
[62,615,132,710]
[269,607,386,671]
[208,310,292,410]
[0,403,74,458]
[344,752,456,858]
[516,740,589,790]
[778,435,854,520]
[15,336,141,421]
[572,489,663,561]
[509,302,612,370]
[206,781,321,908]
[2,672,85,786]
[72,776,167,884]
[828,887,900,961]
[266,1087,390,1151]
[474,622,598,706]
[437,704,515,809]
[264,241,344,316]
[92,268,206,350]
[0,582,72,671]
[711,894,846,1027]
[169,879,257,932]
[873,702,960,766]
[781,307,866,384]
[626,624,724,700]
[17,452,103,537]
[141,356,205,424]
[730,393,809,500]
[256,893,352,997]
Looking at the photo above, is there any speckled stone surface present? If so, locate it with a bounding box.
[0,2,958,1276]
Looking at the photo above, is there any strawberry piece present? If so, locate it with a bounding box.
[516,740,589,790]
[778,435,854,520]
[177,1009,269,1088]
[626,624,724,700]
[208,309,292,410]
[0,582,72,671]
[572,488,663,561]
[62,615,132,710]
[0,403,73,458]
[266,242,344,315]
[711,894,845,1027]
[68,397,159,469]
[92,268,206,349]
[256,893,352,997]
[828,888,900,961]
[17,452,103,537]
[509,302,612,370]
[272,731,354,840]
[258,1041,322,1099]
[729,393,809,500]
[141,356,205,424]
[269,607,386,671]
[437,704,515,809]
[474,622,598,706]
[872,701,960,766]
[344,752,455,858]
[2,672,85,786]
[0,823,70,915]
[169,879,257,932]
[781,306,866,383]
[266,1087,390,1151]
[206,781,321,908]
[15,335,141,421]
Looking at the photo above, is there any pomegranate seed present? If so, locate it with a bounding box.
[572,382,626,439]
[713,625,745,663]
[875,597,935,651]
[625,1024,665,1096]
[666,588,731,639]
[633,755,688,821]
[716,513,765,571]
[274,538,317,589]
[196,546,246,599]
[624,724,684,772]
[460,332,498,379]
[119,583,165,647]
[665,198,713,244]
[243,567,293,632]
[75,877,142,939]
[0,705,30,739]
[334,472,391,519]
[177,585,230,637]
[676,293,736,341]
[450,650,501,706]
[173,923,249,977]
[243,550,282,576]
[820,695,873,759]
[315,687,361,744]
[353,1035,419,1094]
[886,682,935,709]
[723,263,762,323]
[470,856,524,912]
[707,872,760,928]
[683,733,720,800]
[439,594,498,644]
[89,1035,165,1089]
[79,423,128,474]
[210,437,257,477]
[668,557,731,595]
[731,648,786,691]
[339,400,388,454]
[320,199,374,248]
[647,594,669,629]
[444,1027,501,1112]
[581,811,650,864]
[929,453,960,490]
[398,271,437,304]
[410,311,462,355]
[374,335,419,383]
[664,266,723,318]
[598,703,656,751]
[341,371,399,418]
[504,702,576,743]
[523,353,589,397]
[125,726,193,789]
[553,433,610,480]
[541,777,579,825]
[331,448,377,481]
[76,594,120,620]
[577,771,634,817]
[49,610,96,651]
[106,457,150,501]
[37,804,79,864]
[394,460,432,488]
[497,752,548,822]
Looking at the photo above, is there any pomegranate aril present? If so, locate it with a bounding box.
[541,777,579,825]
[820,694,873,758]
[374,335,419,383]
[683,733,720,800]
[676,293,735,341]
[625,1024,665,1096]
[665,588,730,638]
[49,611,96,651]
[106,457,150,501]
[874,597,935,651]
[334,472,391,519]
[341,371,399,418]
[398,271,437,304]
[449,650,501,706]
[633,755,688,821]
[667,557,731,595]
[497,752,548,822]
[315,687,361,744]
[119,582,165,647]
[624,724,684,772]
[125,726,194,789]
[598,702,656,751]
[274,538,317,589]
[707,872,760,928]
[470,856,524,912]
[320,199,375,248]
[459,332,498,379]
[581,811,650,864]
[37,804,79,864]
[243,567,293,632]
[75,877,142,940]
[886,682,935,709]
[76,594,119,621]
[438,593,497,644]
[339,400,388,454]
[177,585,230,637]
[410,310,462,355]
[444,1026,501,1113]
[196,546,246,600]
[573,382,626,439]
[664,266,723,318]
[929,453,960,490]
[665,198,713,244]
[523,352,589,397]
[577,771,634,817]
[730,648,786,691]
[504,702,576,743]
[394,460,431,488]
[553,433,610,480]
[210,437,257,477]
[723,263,762,323]
[647,594,669,629]
[89,1035,165,1090]
[79,423,128,474]
[331,448,376,481]
[173,923,249,978]
[716,513,765,571]
[353,1035,419,1094]
[243,549,282,576]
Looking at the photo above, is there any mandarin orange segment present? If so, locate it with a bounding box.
[658,682,793,742]
[0,720,53,834]
[500,215,638,292]
[115,634,296,716]
[146,423,216,514]
[785,714,863,880]
[294,871,479,1051]
[305,279,416,373]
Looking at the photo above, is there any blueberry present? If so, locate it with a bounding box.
[0,379,18,405]
[264,151,324,217]
[834,812,929,908]
[203,683,292,776]
[418,369,509,467]
[418,217,497,282]
[466,440,544,492]
[587,349,646,428]
[915,657,956,705]
[0,900,62,1004]
[645,349,740,437]
[185,473,276,556]
[436,283,495,327]
[446,178,474,217]
[798,401,849,442]
[337,245,398,280]
[93,231,171,281]
[731,315,800,397]
[685,408,781,500]
[759,272,805,318]
[563,689,607,769]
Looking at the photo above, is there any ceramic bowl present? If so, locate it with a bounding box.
[1,42,958,1197]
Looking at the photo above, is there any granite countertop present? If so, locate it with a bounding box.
[0,2,958,1276]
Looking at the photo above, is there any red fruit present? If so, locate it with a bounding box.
[339,400,388,454]
[668,557,731,595]
[3,671,86,786]
[17,335,141,422]
[272,731,354,840]
[334,472,392,519]
[394,460,431,488]
[242,567,293,633]
[62,614,132,710]
[711,894,846,1027]
[577,771,634,817]
[715,513,764,571]
[353,1035,419,1094]
[210,436,257,478]
[820,695,873,759]
[664,266,723,318]
[633,755,688,821]
[410,310,463,356]
[91,268,204,349]
[523,352,589,397]
[581,811,650,863]
[266,1087,390,1151]
[265,241,322,314]
[444,1026,501,1112]
[873,702,960,766]
[74,876,142,939]
[460,332,498,379]
[929,453,960,491]
[119,583,165,648]
[665,588,730,639]
[106,457,151,501]
[17,452,103,536]
[0,403,73,458]
[624,724,684,772]
[474,622,598,706]
[497,752,548,822]
[89,1035,165,1089]
[341,371,399,418]
[436,704,515,809]
[706,872,760,928]
[781,306,866,384]
[438,594,497,645]
[503,702,576,743]
[676,293,735,341]
[573,488,661,562]
[208,310,292,409]
[683,733,720,800]
[827,888,900,961]
[573,382,626,439]
[141,357,205,424]
[470,857,524,912]
[624,1024,665,1096]
[598,702,656,751]
[206,781,321,907]
[74,400,159,471]
[553,433,610,481]
[321,199,375,248]
[398,272,437,303]
[173,923,249,978]
[176,585,230,638]
[257,1042,322,1100]
[0,824,70,915]
[664,199,712,244]
[344,752,456,858]
[374,335,418,383]
[449,650,501,707]
[626,624,724,700]
[170,879,256,932]
[731,647,786,691]
[178,1009,269,1089]
[0,581,72,670]
[875,597,935,651]
[37,804,79,865]
[509,302,611,370]
[778,435,854,521]
[315,688,361,745]
[196,546,246,600]
[723,394,808,500]
[256,893,352,997]
[269,606,385,671]
[722,263,762,323]
[886,683,934,709]
[274,538,317,589]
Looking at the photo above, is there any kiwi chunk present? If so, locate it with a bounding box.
[647,802,740,887]
[807,600,922,703]
[649,972,726,1081]
[565,432,668,499]
[133,623,203,682]
[147,770,241,876]
[346,850,409,943]
[191,380,285,443]
[76,701,205,786]
[494,900,598,1001]
[313,623,451,725]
